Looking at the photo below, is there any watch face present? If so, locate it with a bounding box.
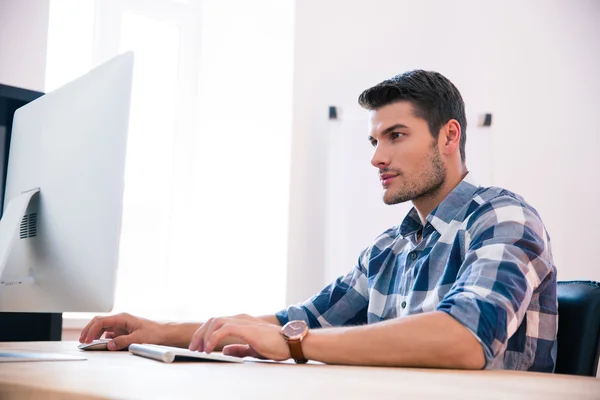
[282,320,308,340]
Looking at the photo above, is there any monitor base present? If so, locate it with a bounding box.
[0,187,40,280]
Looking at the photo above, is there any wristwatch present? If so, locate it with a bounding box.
[281,320,309,364]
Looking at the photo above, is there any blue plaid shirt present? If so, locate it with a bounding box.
[277,173,558,372]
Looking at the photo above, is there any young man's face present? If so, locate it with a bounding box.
[368,101,446,205]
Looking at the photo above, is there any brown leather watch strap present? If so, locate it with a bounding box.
[287,338,308,364]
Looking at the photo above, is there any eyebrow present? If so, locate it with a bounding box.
[368,123,410,141]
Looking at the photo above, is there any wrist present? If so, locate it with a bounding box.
[301,328,325,362]
[302,327,347,363]
[159,322,177,346]
[161,322,200,348]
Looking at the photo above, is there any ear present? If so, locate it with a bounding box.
[439,119,461,157]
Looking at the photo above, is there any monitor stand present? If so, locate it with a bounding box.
[0,188,60,341]
[0,312,62,341]
[0,85,60,343]
[0,187,39,280]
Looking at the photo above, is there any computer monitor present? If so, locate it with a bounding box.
[0,52,133,313]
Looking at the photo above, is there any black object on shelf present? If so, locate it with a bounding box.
[0,83,62,341]
[328,106,337,120]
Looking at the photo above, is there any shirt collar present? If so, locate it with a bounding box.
[398,207,422,238]
[398,172,480,238]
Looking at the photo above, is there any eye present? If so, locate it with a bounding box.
[370,139,378,147]
[391,132,404,140]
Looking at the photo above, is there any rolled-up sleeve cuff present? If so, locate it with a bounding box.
[275,304,320,328]
[275,310,290,326]
[437,297,501,369]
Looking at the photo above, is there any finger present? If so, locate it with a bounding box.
[92,328,108,341]
[83,317,111,343]
[201,318,229,351]
[79,316,99,343]
[83,315,122,343]
[107,333,138,351]
[189,319,211,352]
[104,332,116,339]
[189,318,214,351]
[199,317,255,352]
[222,344,264,359]
[205,323,241,353]
[82,316,108,344]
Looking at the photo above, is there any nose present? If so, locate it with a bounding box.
[370,142,390,169]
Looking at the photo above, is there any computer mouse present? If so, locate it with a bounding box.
[77,339,111,351]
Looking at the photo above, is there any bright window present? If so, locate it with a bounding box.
[46,0,295,323]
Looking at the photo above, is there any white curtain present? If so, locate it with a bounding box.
[46,0,295,323]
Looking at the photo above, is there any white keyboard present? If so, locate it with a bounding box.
[128,344,245,363]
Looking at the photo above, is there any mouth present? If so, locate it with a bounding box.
[380,174,398,186]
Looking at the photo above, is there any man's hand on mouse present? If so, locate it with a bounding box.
[189,314,290,361]
[79,313,165,351]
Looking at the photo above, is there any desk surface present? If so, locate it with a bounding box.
[0,341,598,400]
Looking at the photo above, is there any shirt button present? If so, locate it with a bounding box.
[401,301,407,309]
[410,252,417,260]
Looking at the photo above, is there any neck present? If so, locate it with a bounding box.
[412,167,468,225]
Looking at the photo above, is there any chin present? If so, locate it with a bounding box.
[382,187,413,205]
[382,192,401,205]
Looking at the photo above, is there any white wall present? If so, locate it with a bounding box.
[2,0,599,306]
[0,0,50,91]
[286,0,600,304]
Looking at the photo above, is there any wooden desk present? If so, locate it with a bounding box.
[0,342,598,399]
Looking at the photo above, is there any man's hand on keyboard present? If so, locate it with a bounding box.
[189,314,291,361]
[79,313,166,351]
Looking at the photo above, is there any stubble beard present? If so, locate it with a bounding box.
[383,144,446,205]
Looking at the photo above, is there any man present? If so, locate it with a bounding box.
[80,70,558,372]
